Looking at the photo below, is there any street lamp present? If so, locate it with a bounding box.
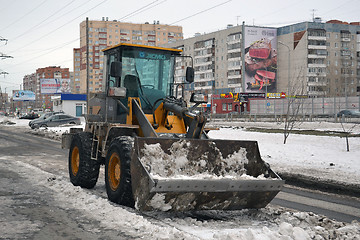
[278,41,291,95]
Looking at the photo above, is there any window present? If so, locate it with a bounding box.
[228,103,232,111]
[121,48,175,98]
[222,103,227,111]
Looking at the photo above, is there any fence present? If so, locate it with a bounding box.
[249,96,360,116]
[207,96,360,123]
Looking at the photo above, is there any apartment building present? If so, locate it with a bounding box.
[169,20,360,103]
[168,25,244,99]
[73,19,183,94]
[23,66,70,110]
[277,20,360,97]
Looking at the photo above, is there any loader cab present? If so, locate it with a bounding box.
[103,43,191,123]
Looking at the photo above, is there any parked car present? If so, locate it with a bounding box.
[19,112,40,119]
[29,111,64,127]
[336,110,360,117]
[30,113,81,129]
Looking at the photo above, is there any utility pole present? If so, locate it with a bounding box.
[0,37,13,113]
[86,17,89,115]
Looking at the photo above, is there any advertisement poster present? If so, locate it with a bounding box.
[40,78,71,94]
[244,26,277,93]
[13,90,36,101]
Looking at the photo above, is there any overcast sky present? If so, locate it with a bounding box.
[0,0,359,95]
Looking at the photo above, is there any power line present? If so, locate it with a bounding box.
[321,0,357,15]
[0,0,49,32]
[6,37,79,68]
[10,0,77,42]
[8,0,108,54]
[255,0,305,20]
[11,0,96,42]
[170,0,232,25]
[118,0,167,21]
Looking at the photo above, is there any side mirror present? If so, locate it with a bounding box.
[186,67,194,83]
[110,61,122,78]
[190,93,208,103]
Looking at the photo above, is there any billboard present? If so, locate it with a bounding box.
[13,90,36,101]
[244,26,277,93]
[40,78,71,94]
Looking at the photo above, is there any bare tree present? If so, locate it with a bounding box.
[336,103,359,152]
[283,68,306,144]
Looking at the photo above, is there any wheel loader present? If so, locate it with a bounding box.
[62,43,284,211]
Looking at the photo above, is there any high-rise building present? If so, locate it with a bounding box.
[73,19,183,94]
[167,24,245,103]
[277,19,360,97]
[167,20,360,101]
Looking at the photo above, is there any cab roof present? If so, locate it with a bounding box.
[102,43,182,54]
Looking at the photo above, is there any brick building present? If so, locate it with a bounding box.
[22,66,70,110]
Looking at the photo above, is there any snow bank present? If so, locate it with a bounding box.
[208,126,360,187]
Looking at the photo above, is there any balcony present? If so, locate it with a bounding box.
[227,64,241,71]
[227,48,240,53]
[308,63,327,68]
[308,81,327,87]
[194,85,212,91]
[308,35,326,41]
[308,54,327,59]
[307,72,326,77]
[341,37,351,42]
[308,90,327,96]
[195,77,214,83]
[228,83,241,88]
[308,45,327,50]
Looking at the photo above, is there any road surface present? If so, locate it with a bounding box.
[1,125,359,239]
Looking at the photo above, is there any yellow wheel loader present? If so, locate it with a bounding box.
[62,43,284,211]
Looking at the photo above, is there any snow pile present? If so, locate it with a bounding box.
[0,116,19,125]
[140,140,250,179]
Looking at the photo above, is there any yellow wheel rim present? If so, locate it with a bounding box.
[109,152,121,191]
[71,146,80,176]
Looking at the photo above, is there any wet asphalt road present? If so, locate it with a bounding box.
[0,126,359,239]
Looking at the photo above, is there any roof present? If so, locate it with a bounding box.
[102,43,182,53]
[61,94,87,101]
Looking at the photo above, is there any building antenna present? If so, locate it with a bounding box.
[236,16,241,25]
[311,9,317,21]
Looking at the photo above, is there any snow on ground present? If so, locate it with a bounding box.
[5,158,360,240]
[207,121,360,188]
[1,116,360,239]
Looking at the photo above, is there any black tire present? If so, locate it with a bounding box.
[105,136,134,207]
[69,132,100,189]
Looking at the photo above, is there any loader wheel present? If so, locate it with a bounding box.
[69,132,100,189]
[105,137,134,207]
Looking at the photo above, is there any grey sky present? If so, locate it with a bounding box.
[0,0,359,94]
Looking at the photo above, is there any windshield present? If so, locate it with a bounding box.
[121,48,175,96]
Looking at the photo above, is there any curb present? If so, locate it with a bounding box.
[279,172,360,197]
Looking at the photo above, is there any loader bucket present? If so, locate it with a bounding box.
[130,137,284,211]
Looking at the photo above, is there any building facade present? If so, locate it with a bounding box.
[277,20,360,98]
[22,66,70,111]
[166,20,360,114]
[73,19,183,94]
[168,25,243,99]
